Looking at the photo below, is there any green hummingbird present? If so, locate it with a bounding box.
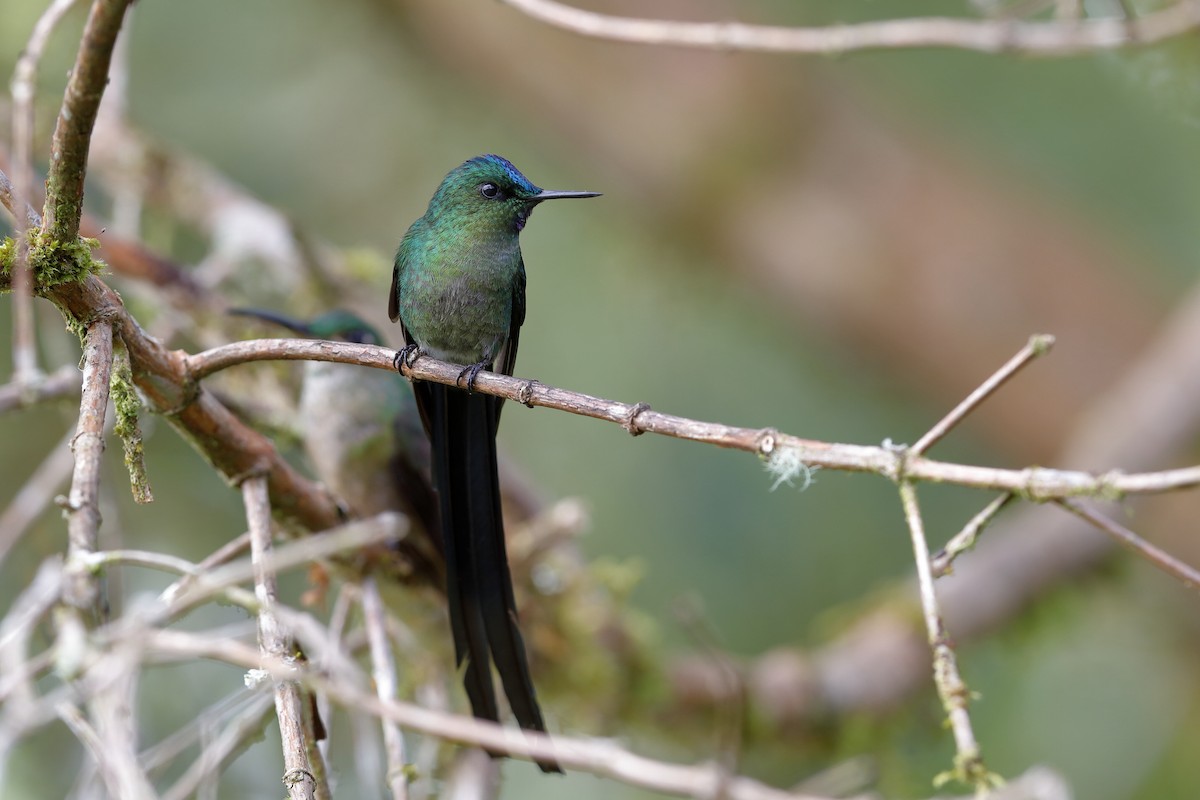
[390,155,599,772]
[229,308,442,581]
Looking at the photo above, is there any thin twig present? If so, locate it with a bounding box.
[497,0,1200,56]
[362,578,410,800]
[159,512,406,620]
[11,0,80,382]
[898,482,992,792]
[930,493,1016,577]
[160,693,276,800]
[63,320,114,618]
[1056,499,1200,590]
[243,475,324,800]
[0,559,63,715]
[0,160,41,228]
[41,0,135,243]
[911,334,1054,455]
[85,648,156,799]
[144,630,836,800]
[673,276,1200,731]
[186,337,1200,500]
[0,427,76,564]
[0,364,81,413]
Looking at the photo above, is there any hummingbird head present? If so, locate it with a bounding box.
[426,154,600,234]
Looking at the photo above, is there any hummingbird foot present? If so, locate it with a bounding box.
[457,360,491,392]
[393,344,422,374]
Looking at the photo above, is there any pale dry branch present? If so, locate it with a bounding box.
[362,578,410,800]
[0,155,41,229]
[243,475,326,800]
[930,493,1015,578]
[0,559,62,716]
[912,334,1053,455]
[0,426,76,562]
[1056,499,1200,590]
[673,276,1200,731]
[186,337,1200,501]
[63,320,114,618]
[139,629,836,800]
[498,0,1200,56]
[0,364,80,412]
[444,748,500,800]
[10,0,80,381]
[160,513,405,620]
[160,693,275,800]
[898,482,991,792]
[84,649,156,800]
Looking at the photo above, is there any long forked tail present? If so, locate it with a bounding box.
[419,381,561,773]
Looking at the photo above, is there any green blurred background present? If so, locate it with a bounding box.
[3,0,1200,797]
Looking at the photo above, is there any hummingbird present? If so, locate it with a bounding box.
[229,308,442,582]
[390,155,599,772]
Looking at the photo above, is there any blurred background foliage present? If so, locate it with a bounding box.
[2,0,1200,798]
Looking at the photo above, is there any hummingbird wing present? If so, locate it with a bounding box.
[491,259,525,425]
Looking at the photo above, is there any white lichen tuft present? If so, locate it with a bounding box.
[764,444,818,491]
[244,668,269,688]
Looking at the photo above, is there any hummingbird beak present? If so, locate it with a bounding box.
[228,308,314,337]
[531,189,602,203]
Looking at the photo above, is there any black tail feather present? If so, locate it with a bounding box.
[421,382,560,773]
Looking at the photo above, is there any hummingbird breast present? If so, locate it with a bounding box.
[397,231,521,366]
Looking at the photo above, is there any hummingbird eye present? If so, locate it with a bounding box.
[479,182,501,200]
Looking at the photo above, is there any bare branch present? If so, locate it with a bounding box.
[41,0,135,243]
[10,0,81,381]
[498,0,1200,56]
[912,334,1054,455]
[0,559,63,715]
[674,277,1200,731]
[0,427,76,563]
[85,650,157,800]
[930,493,1015,578]
[0,162,41,229]
[1056,499,1200,590]
[362,578,410,800]
[244,475,327,800]
[0,364,81,413]
[39,273,342,531]
[63,320,114,617]
[187,337,1200,500]
[898,482,994,792]
[159,513,406,620]
[143,630,836,800]
[160,693,275,800]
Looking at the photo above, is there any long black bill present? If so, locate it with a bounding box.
[532,189,602,202]
[228,307,314,337]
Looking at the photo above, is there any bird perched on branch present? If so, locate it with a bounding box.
[230,307,442,583]
[390,154,599,772]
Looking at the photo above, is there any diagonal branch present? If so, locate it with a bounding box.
[1055,499,1200,590]
[911,334,1054,456]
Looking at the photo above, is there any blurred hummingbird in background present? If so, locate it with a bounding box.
[229,308,442,582]
[390,154,599,772]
